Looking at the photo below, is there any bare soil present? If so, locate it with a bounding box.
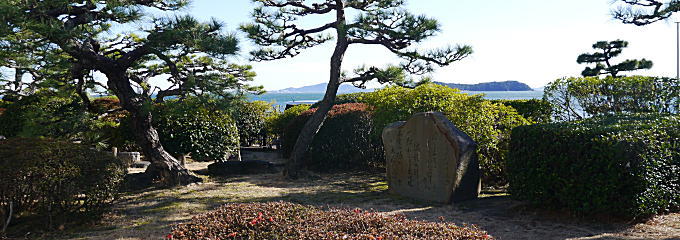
[21,151,680,240]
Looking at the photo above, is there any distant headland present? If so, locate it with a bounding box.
[434,81,533,91]
[270,80,534,94]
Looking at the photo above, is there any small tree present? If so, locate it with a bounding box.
[613,0,680,25]
[0,1,260,186]
[241,0,472,178]
[577,40,652,78]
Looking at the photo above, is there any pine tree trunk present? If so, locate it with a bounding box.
[285,4,348,179]
[106,71,201,186]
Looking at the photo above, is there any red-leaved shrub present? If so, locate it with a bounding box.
[281,103,384,171]
[170,202,493,240]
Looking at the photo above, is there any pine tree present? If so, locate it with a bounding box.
[241,0,472,178]
[0,1,260,186]
[577,40,653,77]
[614,0,680,25]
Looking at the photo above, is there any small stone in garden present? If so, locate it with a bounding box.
[382,112,481,204]
[117,152,141,166]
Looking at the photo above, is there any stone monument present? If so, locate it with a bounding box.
[382,112,480,203]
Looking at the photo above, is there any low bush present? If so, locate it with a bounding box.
[0,138,126,230]
[154,99,240,162]
[282,103,383,171]
[231,101,273,146]
[364,84,531,186]
[170,202,493,240]
[491,99,552,123]
[266,104,310,136]
[544,76,680,121]
[90,96,122,115]
[508,114,680,218]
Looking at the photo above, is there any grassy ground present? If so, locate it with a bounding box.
[13,159,680,240]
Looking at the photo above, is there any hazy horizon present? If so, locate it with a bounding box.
[184,0,679,90]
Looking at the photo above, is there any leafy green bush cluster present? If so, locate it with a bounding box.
[490,99,552,124]
[0,138,126,230]
[282,103,383,171]
[153,99,240,162]
[231,101,273,146]
[363,84,531,185]
[0,91,91,139]
[508,114,679,218]
[170,202,494,240]
[544,76,679,121]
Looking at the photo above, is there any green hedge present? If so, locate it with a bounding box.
[544,76,680,121]
[508,114,680,218]
[364,84,531,186]
[0,138,126,231]
[153,99,240,162]
[282,103,383,171]
[491,99,552,124]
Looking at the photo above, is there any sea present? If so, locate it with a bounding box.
[249,90,545,110]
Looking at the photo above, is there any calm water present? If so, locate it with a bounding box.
[250,91,544,110]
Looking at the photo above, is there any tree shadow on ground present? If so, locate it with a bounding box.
[210,172,676,240]
[40,168,679,240]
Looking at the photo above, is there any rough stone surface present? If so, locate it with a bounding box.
[382,112,480,203]
[130,161,151,169]
[208,160,278,176]
[118,152,141,166]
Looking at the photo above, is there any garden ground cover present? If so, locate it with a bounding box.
[25,157,680,240]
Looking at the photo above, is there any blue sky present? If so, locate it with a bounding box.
[172,0,678,90]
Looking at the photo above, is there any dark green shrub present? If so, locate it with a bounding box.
[491,99,552,123]
[153,99,240,162]
[544,76,680,121]
[170,202,494,240]
[508,114,680,218]
[364,84,531,186]
[231,101,273,146]
[282,103,383,171]
[0,92,91,139]
[0,138,126,230]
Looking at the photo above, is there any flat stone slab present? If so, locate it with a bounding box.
[208,160,278,176]
[382,112,480,203]
[130,161,151,168]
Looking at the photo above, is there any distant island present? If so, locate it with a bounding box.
[434,81,533,91]
[270,83,373,94]
[270,80,533,93]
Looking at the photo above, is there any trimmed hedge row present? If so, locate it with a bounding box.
[508,114,680,218]
[170,202,494,240]
[0,138,126,230]
[282,103,383,171]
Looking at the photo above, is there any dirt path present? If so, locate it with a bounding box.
[31,152,680,240]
